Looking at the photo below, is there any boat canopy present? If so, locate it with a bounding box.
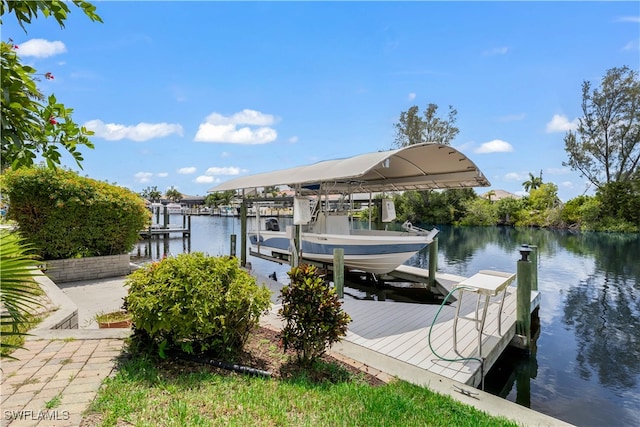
[208,143,490,194]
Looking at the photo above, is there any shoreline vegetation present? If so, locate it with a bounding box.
[353,183,639,234]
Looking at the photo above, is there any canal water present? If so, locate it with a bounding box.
[130,215,640,426]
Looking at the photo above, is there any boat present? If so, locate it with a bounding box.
[149,202,183,215]
[166,203,183,215]
[209,142,490,275]
[218,205,239,217]
[249,205,439,275]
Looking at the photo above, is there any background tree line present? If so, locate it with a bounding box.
[380,66,639,233]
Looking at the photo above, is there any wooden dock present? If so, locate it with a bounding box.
[342,284,539,387]
[139,225,191,237]
[263,268,540,388]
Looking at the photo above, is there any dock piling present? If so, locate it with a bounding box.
[516,245,533,351]
[230,234,237,258]
[163,206,169,229]
[428,237,438,290]
[333,248,344,298]
[530,245,538,291]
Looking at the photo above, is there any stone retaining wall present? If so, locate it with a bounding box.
[44,254,131,283]
[32,274,79,332]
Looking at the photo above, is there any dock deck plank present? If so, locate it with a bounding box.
[341,283,538,387]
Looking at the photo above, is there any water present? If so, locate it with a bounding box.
[131,216,640,426]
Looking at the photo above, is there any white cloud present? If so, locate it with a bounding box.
[561,181,574,189]
[546,114,578,133]
[474,139,513,154]
[157,172,169,178]
[496,113,525,122]
[178,167,196,175]
[220,151,231,158]
[408,92,416,101]
[504,172,527,181]
[195,176,218,184]
[134,172,153,183]
[205,167,242,176]
[546,167,570,175]
[483,46,509,56]
[194,109,278,144]
[18,39,66,58]
[622,40,639,51]
[289,136,299,144]
[84,120,183,141]
[616,16,640,23]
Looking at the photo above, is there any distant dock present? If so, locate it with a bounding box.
[139,225,191,238]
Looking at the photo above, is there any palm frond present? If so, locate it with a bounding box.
[1,229,44,358]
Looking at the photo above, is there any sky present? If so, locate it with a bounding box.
[4,1,640,201]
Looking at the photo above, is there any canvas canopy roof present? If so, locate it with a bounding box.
[209,143,490,194]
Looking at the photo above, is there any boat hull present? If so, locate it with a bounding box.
[249,230,432,275]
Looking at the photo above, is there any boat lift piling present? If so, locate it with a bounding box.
[333,248,345,298]
[428,237,438,291]
[515,245,533,351]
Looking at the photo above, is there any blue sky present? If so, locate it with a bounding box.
[5,1,639,201]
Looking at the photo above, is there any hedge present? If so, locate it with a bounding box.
[1,166,150,259]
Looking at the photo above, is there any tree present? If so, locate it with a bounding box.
[0,0,102,357]
[141,186,162,202]
[1,1,102,171]
[563,66,640,189]
[165,186,182,202]
[393,104,459,147]
[522,171,543,192]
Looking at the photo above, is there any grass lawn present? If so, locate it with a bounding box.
[84,330,518,427]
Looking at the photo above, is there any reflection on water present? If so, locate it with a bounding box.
[131,217,640,426]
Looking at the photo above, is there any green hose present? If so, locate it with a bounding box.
[428,285,486,389]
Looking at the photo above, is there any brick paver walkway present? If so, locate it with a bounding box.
[1,338,124,427]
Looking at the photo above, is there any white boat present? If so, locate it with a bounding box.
[218,205,238,217]
[209,142,490,275]
[149,202,182,215]
[249,213,438,275]
[166,203,183,215]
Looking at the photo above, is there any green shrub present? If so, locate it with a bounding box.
[561,195,593,226]
[278,264,351,365]
[458,198,497,226]
[1,166,149,259]
[125,253,271,357]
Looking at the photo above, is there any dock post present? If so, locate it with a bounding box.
[428,237,438,290]
[240,199,247,267]
[530,245,538,291]
[230,234,237,258]
[163,206,169,229]
[516,245,532,351]
[333,248,344,298]
[375,200,382,230]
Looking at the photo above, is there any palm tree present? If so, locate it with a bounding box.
[523,171,543,192]
[0,230,43,358]
[485,190,496,202]
[141,186,162,202]
[165,186,183,202]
